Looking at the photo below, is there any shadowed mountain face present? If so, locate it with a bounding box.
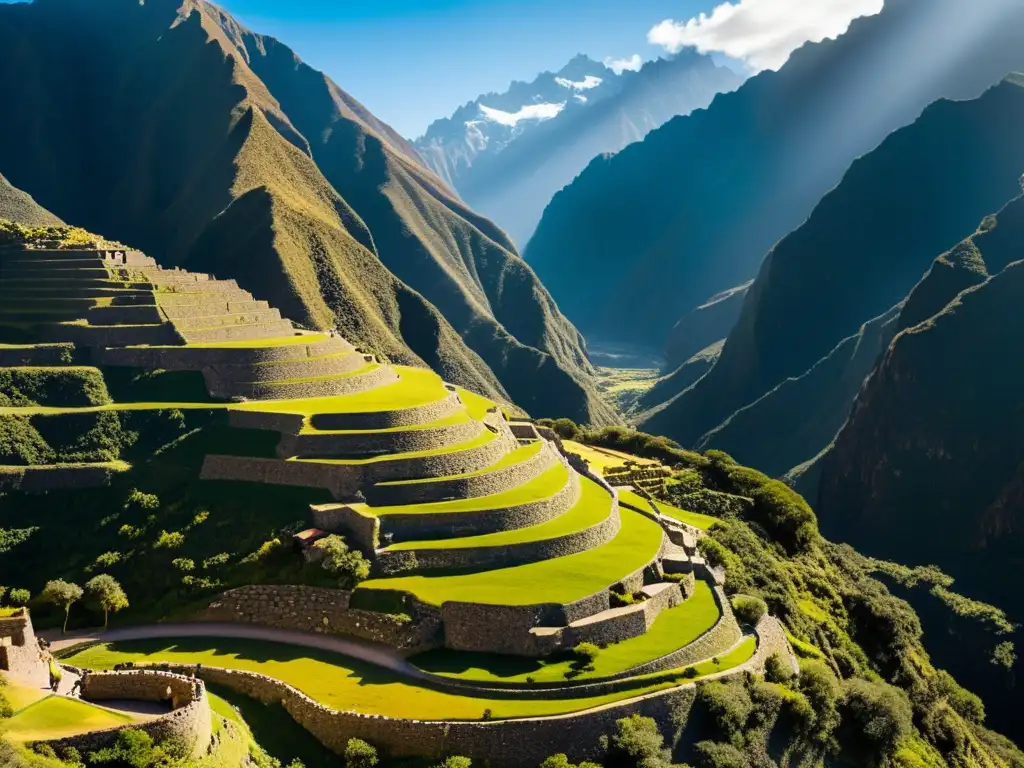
[0,173,62,226]
[641,77,1024,453]
[525,0,1024,346]
[419,52,742,247]
[0,0,615,426]
[815,197,1024,742]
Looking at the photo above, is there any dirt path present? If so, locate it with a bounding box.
[45,622,425,679]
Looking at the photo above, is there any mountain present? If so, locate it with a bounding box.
[664,282,750,370]
[640,76,1024,461]
[415,52,742,245]
[0,172,62,226]
[524,0,1024,347]
[813,194,1024,744]
[0,0,615,426]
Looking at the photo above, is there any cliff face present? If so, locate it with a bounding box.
[641,78,1024,452]
[524,0,1024,347]
[819,195,1024,583]
[0,0,614,425]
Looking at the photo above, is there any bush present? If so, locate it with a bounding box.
[573,642,601,667]
[697,680,753,744]
[763,653,792,684]
[840,678,914,756]
[599,714,672,768]
[153,530,185,550]
[8,588,30,607]
[798,661,841,741]
[344,738,378,768]
[693,740,752,768]
[436,758,472,768]
[730,595,767,627]
[315,536,371,589]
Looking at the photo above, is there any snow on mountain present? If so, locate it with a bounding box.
[555,75,604,91]
[478,102,566,127]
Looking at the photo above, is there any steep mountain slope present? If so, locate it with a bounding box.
[664,281,750,370]
[441,52,742,246]
[525,0,1024,345]
[0,0,613,425]
[641,77,1024,452]
[0,172,62,226]
[814,198,1024,744]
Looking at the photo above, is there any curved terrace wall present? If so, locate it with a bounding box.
[150,615,792,768]
[378,467,580,544]
[278,417,485,461]
[310,391,463,431]
[366,441,557,506]
[375,487,618,577]
[43,669,212,759]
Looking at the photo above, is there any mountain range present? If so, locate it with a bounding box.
[0,0,615,427]
[524,0,1024,348]
[414,52,742,246]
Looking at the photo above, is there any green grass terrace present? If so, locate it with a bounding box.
[63,634,757,722]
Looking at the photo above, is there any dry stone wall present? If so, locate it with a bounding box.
[376,467,580,544]
[156,615,792,768]
[0,612,48,688]
[278,417,485,460]
[376,491,618,577]
[195,585,443,654]
[43,670,212,759]
[310,390,463,431]
[0,464,123,492]
[366,441,557,506]
[0,344,74,366]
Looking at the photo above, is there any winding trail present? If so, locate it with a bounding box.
[44,622,426,680]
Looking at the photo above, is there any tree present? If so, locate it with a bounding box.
[344,738,378,768]
[84,574,128,628]
[40,580,83,635]
[599,714,672,768]
[315,536,370,589]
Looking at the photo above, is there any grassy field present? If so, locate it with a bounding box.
[412,580,722,683]
[298,410,471,437]
[358,505,664,606]
[3,681,48,711]
[296,428,498,466]
[616,488,719,532]
[368,463,569,518]
[563,441,659,473]
[63,634,756,722]
[238,366,452,417]
[3,695,141,741]
[378,441,543,487]
[385,474,607,552]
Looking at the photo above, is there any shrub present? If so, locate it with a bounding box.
[730,595,767,627]
[540,756,573,768]
[931,670,984,725]
[171,558,195,573]
[599,714,672,768]
[91,552,123,571]
[698,680,753,744]
[315,536,371,589]
[763,653,792,684]
[573,642,601,667]
[840,678,914,755]
[125,489,160,512]
[344,738,378,768]
[202,553,231,569]
[153,530,185,550]
[693,740,752,768]
[798,660,841,741]
[437,757,472,768]
[8,588,30,606]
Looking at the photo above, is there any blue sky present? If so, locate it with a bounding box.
[0,0,884,138]
[210,0,712,138]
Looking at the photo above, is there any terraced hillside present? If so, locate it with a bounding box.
[0,234,794,765]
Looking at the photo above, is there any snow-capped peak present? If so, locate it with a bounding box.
[555,75,604,91]
[478,102,566,128]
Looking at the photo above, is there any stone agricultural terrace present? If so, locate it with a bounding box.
[0,241,795,764]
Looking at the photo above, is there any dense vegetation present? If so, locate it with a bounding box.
[538,420,1023,767]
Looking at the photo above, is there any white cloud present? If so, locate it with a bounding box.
[604,54,643,75]
[647,0,884,72]
[555,75,604,91]
[478,102,566,127]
